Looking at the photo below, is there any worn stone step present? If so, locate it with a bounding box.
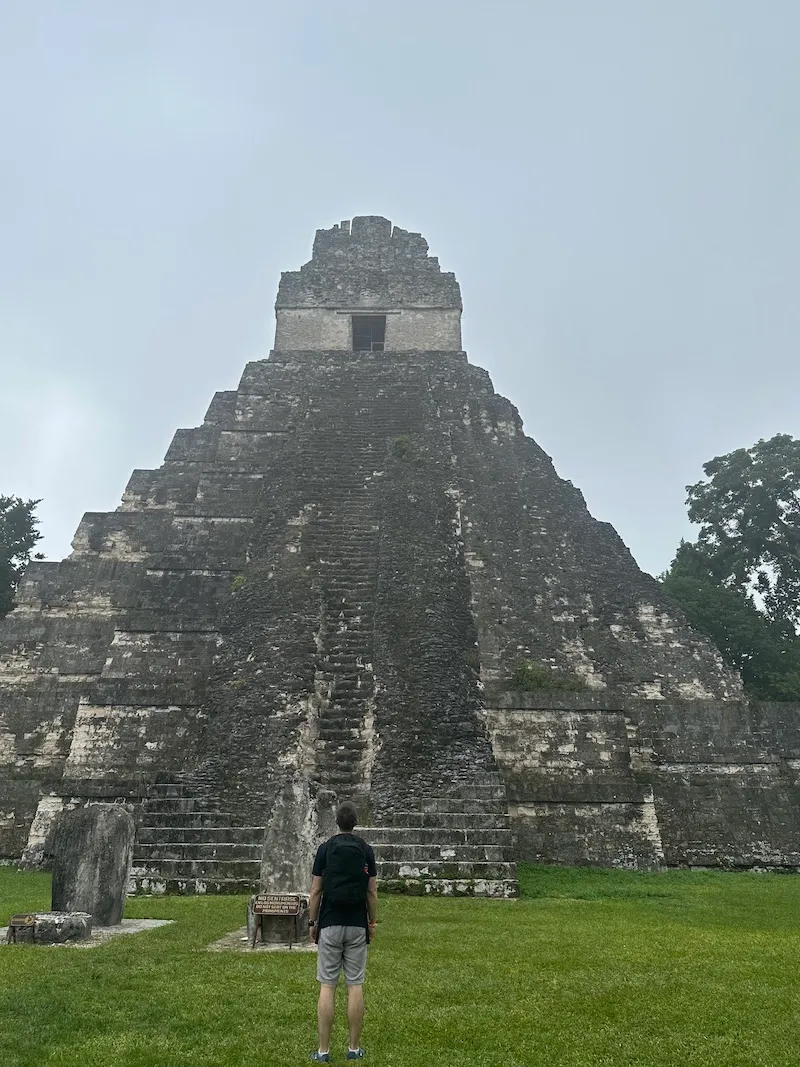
[317,558,374,567]
[129,874,258,896]
[147,782,192,798]
[318,730,367,743]
[468,771,507,785]
[141,797,201,814]
[322,558,375,565]
[318,750,364,767]
[372,844,513,863]
[319,770,362,784]
[136,826,265,845]
[324,669,372,682]
[134,842,262,862]
[378,877,519,899]
[137,811,246,829]
[132,859,261,879]
[376,860,516,880]
[319,667,371,677]
[318,511,375,519]
[419,798,510,814]
[387,811,511,829]
[315,736,363,750]
[359,826,512,846]
[318,717,367,730]
[451,785,508,801]
[317,734,363,747]
[331,683,372,696]
[326,590,372,598]
[312,523,377,532]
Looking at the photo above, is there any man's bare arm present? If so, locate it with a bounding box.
[309,874,323,923]
[366,876,378,925]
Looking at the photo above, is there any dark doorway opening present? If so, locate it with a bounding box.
[352,315,387,352]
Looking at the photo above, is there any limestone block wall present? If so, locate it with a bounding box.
[274,310,462,351]
[0,369,304,859]
[484,692,800,870]
[422,358,740,700]
[275,218,462,312]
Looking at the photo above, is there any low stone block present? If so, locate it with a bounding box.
[51,805,135,926]
[5,912,93,945]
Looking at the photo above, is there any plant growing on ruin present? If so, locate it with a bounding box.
[508,660,587,693]
[0,496,43,618]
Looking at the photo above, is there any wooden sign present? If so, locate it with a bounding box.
[7,914,36,944]
[252,893,302,916]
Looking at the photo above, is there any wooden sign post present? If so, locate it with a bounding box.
[250,893,304,949]
[7,914,36,944]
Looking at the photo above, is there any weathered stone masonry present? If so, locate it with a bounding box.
[484,692,800,870]
[1,215,797,890]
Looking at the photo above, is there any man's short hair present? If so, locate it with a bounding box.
[336,801,358,833]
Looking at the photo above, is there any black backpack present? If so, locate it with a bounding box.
[323,834,369,905]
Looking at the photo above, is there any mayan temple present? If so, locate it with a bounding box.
[3,215,800,894]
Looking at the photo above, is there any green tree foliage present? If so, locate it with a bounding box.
[0,496,43,618]
[686,434,800,628]
[662,544,800,701]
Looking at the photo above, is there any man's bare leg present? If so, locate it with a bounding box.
[317,983,337,1054]
[346,984,365,1050]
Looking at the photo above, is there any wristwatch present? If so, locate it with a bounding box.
[308,919,317,928]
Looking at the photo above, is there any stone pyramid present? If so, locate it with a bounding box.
[2,216,754,894]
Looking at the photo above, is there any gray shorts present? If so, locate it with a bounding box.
[316,925,368,986]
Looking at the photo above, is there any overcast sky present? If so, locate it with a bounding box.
[1,2,798,577]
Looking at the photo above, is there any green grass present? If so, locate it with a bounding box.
[2,865,800,1066]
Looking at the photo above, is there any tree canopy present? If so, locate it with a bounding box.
[662,542,800,701]
[662,434,800,700]
[0,496,43,618]
[686,433,800,628]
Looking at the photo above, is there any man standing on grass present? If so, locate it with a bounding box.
[308,801,378,1062]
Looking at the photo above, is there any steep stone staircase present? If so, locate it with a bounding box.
[301,428,382,802]
[131,780,264,894]
[131,774,517,897]
[363,773,518,897]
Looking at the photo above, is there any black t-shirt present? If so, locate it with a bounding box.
[312,834,377,937]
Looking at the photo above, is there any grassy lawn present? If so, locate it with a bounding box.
[1,864,799,1067]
